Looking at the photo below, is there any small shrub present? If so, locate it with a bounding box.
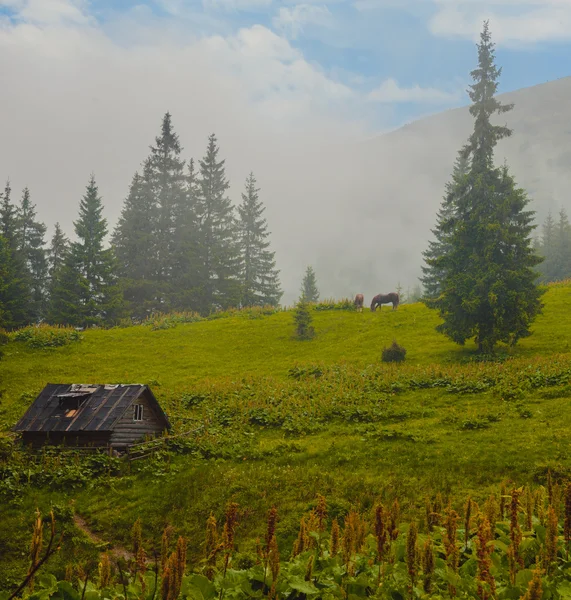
[11,325,83,349]
[293,299,315,340]
[381,340,407,363]
[314,298,355,311]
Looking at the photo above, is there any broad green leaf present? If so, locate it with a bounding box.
[57,581,81,600]
[287,576,319,595]
[515,569,533,588]
[181,574,217,600]
[38,574,58,590]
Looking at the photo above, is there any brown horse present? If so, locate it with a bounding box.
[354,293,364,312]
[370,292,400,311]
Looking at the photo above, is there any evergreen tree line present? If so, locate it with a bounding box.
[0,113,282,329]
[534,209,571,283]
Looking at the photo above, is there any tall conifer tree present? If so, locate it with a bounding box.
[421,152,469,299]
[0,181,30,327]
[50,176,122,326]
[147,113,186,290]
[169,158,201,310]
[112,167,158,318]
[301,266,319,303]
[48,223,69,281]
[426,22,543,353]
[16,187,48,321]
[195,134,241,313]
[237,173,282,307]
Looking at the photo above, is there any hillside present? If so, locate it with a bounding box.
[2,284,571,588]
[309,77,571,303]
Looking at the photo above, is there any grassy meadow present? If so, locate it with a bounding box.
[2,283,571,593]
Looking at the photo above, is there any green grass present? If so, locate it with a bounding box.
[2,284,571,588]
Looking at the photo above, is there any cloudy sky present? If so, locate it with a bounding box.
[1,0,570,301]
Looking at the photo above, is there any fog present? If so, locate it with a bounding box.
[2,3,571,305]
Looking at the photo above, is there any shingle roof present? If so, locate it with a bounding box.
[13,384,171,433]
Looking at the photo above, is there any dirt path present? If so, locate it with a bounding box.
[73,514,133,561]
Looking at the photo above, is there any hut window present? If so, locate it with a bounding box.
[134,404,144,421]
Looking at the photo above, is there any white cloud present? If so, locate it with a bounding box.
[0,0,90,24]
[367,78,462,104]
[272,4,333,38]
[202,0,273,11]
[430,0,571,44]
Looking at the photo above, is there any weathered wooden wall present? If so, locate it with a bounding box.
[109,390,165,448]
[21,431,112,448]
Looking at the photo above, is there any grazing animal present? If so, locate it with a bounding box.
[354,293,364,312]
[370,292,400,311]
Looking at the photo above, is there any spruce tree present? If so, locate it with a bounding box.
[16,187,48,321]
[50,175,122,326]
[0,181,30,327]
[421,152,470,299]
[194,134,241,313]
[300,266,319,303]
[537,211,557,282]
[0,235,14,330]
[237,173,282,307]
[169,158,201,310]
[112,166,158,318]
[293,297,315,340]
[427,22,543,353]
[553,209,571,281]
[47,223,69,281]
[147,113,187,289]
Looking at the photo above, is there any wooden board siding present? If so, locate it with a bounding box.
[22,431,112,449]
[109,390,165,447]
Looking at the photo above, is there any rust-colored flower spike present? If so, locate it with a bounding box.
[27,508,43,591]
[508,488,523,585]
[315,495,327,532]
[269,535,280,583]
[422,537,434,594]
[389,499,400,541]
[443,505,460,573]
[98,553,111,588]
[64,564,74,582]
[269,535,280,600]
[525,487,533,531]
[547,470,553,506]
[341,513,356,568]
[565,482,571,557]
[292,517,309,558]
[132,518,143,558]
[552,483,563,518]
[499,483,507,519]
[545,506,559,573]
[205,514,220,580]
[161,525,173,573]
[374,503,388,563]
[176,536,187,587]
[265,507,279,554]
[535,487,546,526]
[464,497,472,551]
[522,562,543,600]
[222,502,239,574]
[330,518,340,557]
[405,522,419,589]
[484,494,498,537]
[304,554,314,582]
[475,515,495,600]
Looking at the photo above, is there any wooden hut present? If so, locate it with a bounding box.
[12,383,171,449]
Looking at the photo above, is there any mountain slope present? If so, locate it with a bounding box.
[306,76,571,303]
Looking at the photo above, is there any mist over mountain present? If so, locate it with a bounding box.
[296,76,571,306]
